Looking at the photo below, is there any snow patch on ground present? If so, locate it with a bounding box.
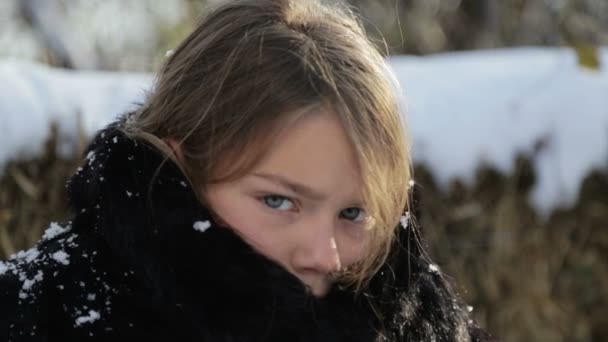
[391,47,608,213]
[0,60,151,169]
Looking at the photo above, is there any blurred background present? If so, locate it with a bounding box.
[1,1,607,341]
[2,0,608,69]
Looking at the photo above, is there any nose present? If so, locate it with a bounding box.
[290,217,342,275]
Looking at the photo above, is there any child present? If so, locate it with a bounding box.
[0,0,493,340]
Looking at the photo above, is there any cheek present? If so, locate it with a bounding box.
[205,184,311,277]
[336,230,368,267]
[209,190,291,261]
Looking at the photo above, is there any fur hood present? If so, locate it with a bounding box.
[0,113,493,341]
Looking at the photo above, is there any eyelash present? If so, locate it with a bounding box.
[259,194,367,223]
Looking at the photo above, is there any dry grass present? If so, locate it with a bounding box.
[1,126,606,341]
[0,122,85,259]
[415,157,608,342]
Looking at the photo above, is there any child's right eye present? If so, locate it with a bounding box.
[261,195,295,211]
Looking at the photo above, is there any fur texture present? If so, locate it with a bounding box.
[0,114,494,341]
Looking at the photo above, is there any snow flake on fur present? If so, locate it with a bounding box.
[0,261,8,275]
[75,310,101,326]
[42,222,71,241]
[193,220,211,233]
[11,247,40,264]
[52,250,70,265]
[400,212,411,229]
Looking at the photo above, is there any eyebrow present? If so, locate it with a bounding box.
[251,172,328,201]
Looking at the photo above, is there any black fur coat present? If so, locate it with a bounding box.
[0,115,494,341]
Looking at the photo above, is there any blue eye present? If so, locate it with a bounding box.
[341,207,367,222]
[262,195,295,211]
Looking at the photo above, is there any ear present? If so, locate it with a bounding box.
[163,138,185,166]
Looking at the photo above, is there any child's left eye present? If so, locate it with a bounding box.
[340,208,367,222]
[261,195,294,211]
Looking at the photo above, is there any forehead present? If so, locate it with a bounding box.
[250,111,363,201]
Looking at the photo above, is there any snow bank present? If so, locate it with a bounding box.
[391,47,608,213]
[0,61,151,166]
[0,47,606,214]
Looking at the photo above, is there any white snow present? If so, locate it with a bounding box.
[0,60,151,170]
[407,179,415,189]
[0,47,607,215]
[42,222,70,241]
[429,264,440,273]
[193,220,211,233]
[21,270,44,290]
[85,151,96,163]
[12,247,40,263]
[75,310,100,326]
[400,212,411,229]
[0,261,8,275]
[52,250,70,265]
[391,47,608,214]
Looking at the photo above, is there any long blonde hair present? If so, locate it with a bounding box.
[123,0,412,289]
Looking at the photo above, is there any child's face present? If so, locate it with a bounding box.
[203,111,369,297]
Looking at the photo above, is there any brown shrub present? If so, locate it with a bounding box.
[415,156,608,342]
[0,123,84,259]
